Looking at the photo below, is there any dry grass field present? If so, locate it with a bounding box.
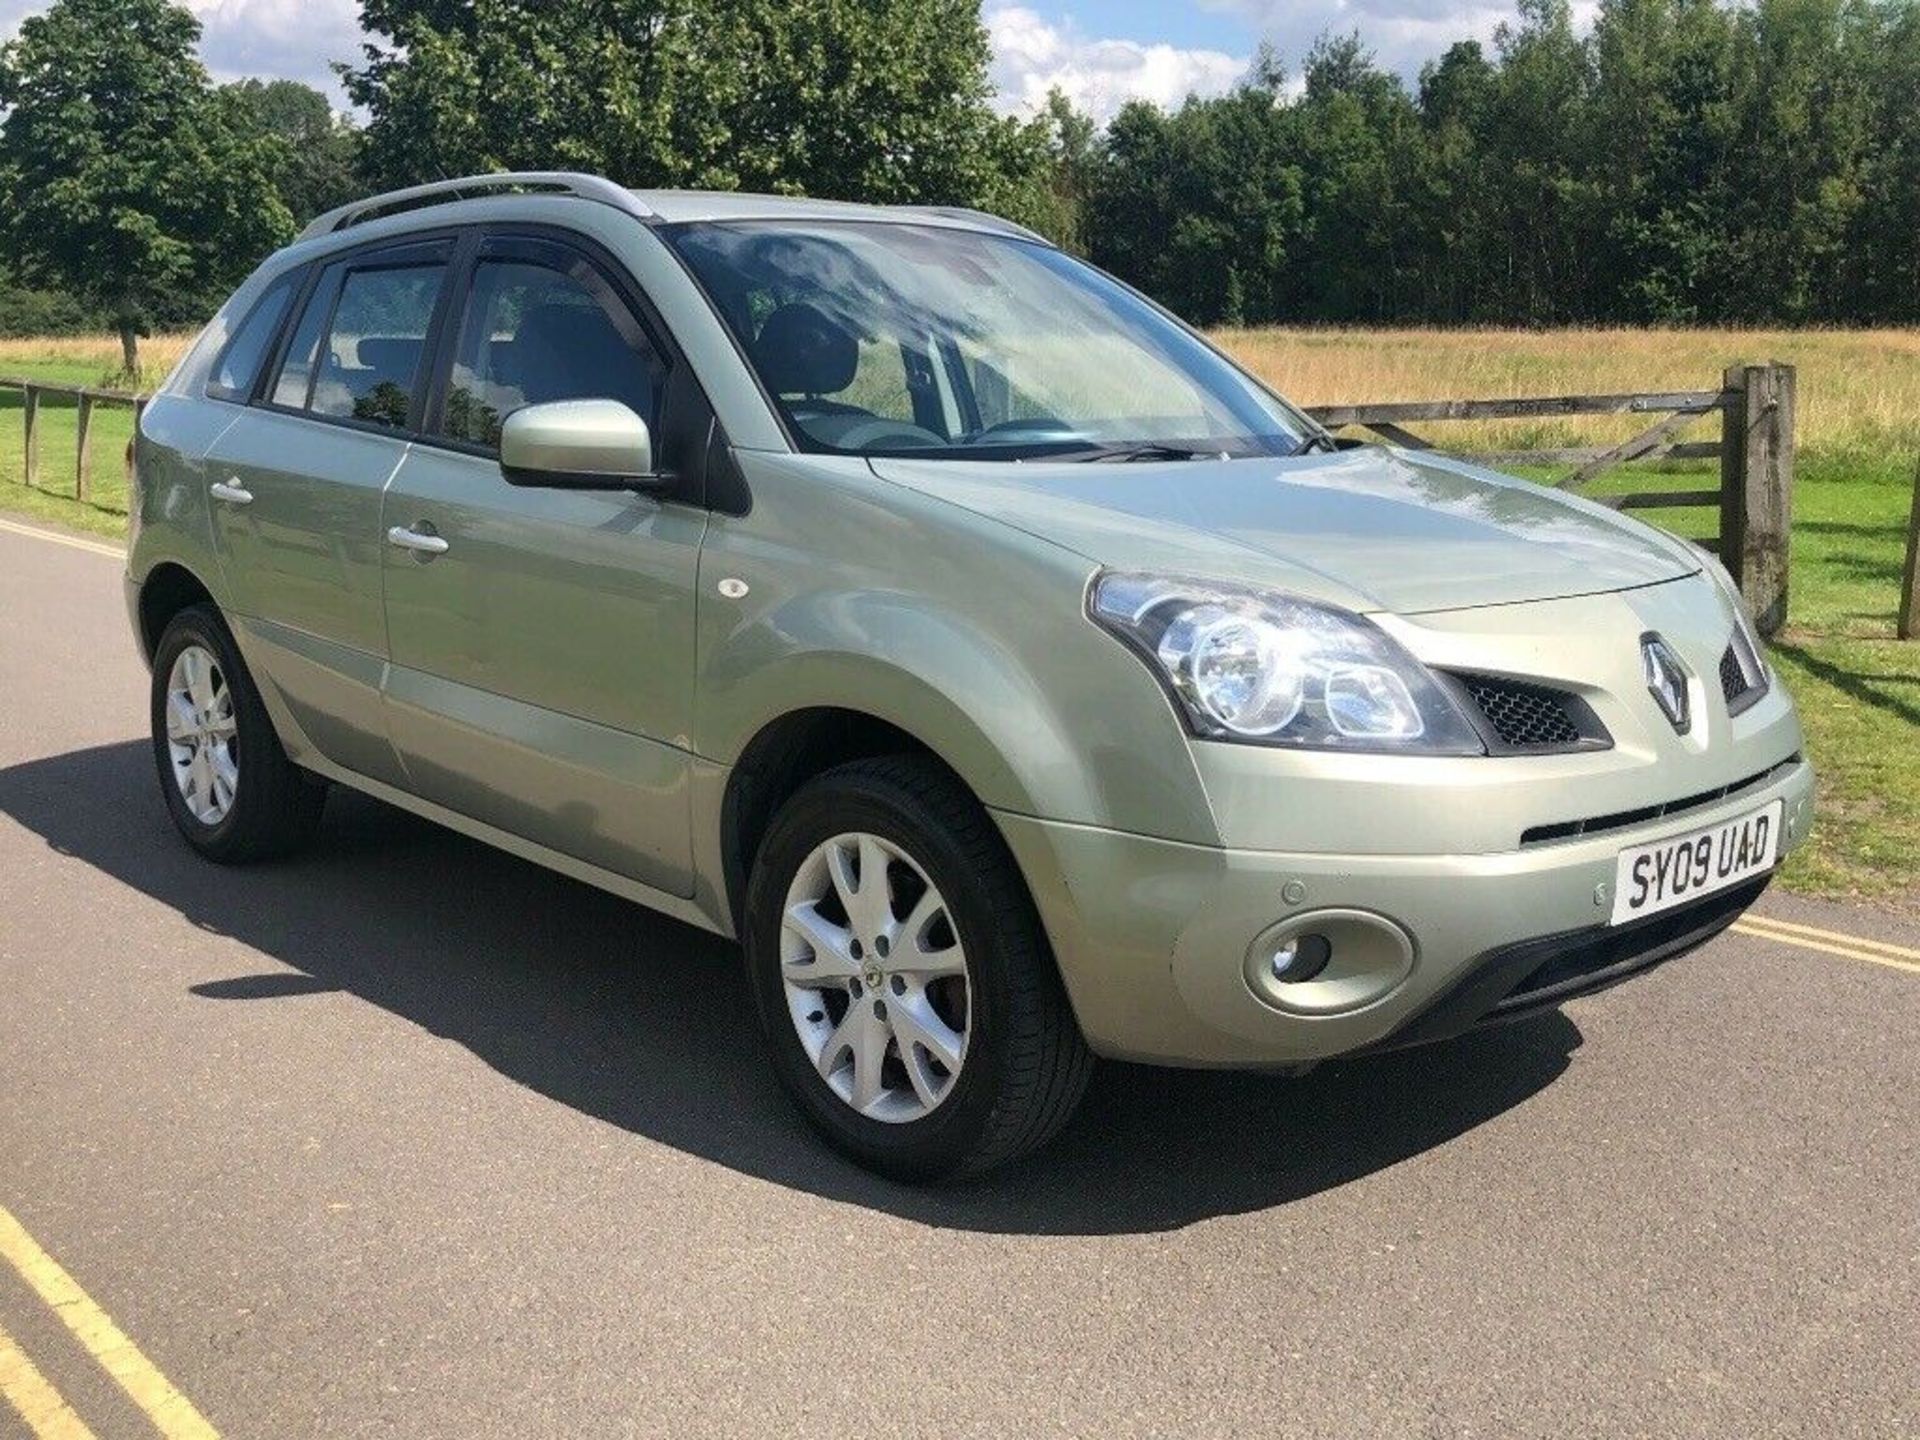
[0,331,196,384]
[3,324,1917,902]
[1218,325,1920,465]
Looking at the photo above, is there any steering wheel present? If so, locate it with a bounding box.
[813,416,946,450]
[965,417,1078,443]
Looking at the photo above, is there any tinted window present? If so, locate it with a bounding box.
[310,264,447,429]
[271,267,342,410]
[442,255,660,449]
[208,269,300,401]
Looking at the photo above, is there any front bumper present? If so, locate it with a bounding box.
[993,754,1813,1067]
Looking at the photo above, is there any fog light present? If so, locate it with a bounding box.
[1243,910,1416,1015]
[1267,933,1332,983]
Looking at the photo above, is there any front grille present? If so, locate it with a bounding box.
[1720,645,1751,706]
[1459,675,1585,750]
[1519,753,1800,846]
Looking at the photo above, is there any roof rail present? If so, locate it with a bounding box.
[896,206,1050,245]
[297,171,654,242]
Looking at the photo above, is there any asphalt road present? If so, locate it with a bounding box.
[1,516,1916,1439]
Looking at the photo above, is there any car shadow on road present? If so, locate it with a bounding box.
[0,740,1582,1236]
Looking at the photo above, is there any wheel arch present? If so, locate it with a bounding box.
[718,704,991,934]
[136,560,220,664]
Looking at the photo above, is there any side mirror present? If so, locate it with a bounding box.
[499,399,663,491]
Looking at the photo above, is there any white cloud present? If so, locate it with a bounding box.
[0,0,358,100]
[1201,0,1592,80]
[181,0,361,102]
[986,4,1249,122]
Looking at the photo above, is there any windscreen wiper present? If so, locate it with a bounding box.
[1069,442,1215,464]
[1288,432,1340,456]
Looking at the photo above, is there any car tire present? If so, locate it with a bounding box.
[149,603,325,863]
[744,755,1093,1180]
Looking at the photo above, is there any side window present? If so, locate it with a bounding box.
[442,253,662,450]
[270,266,343,410]
[208,269,300,401]
[310,263,447,429]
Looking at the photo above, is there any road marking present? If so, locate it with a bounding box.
[0,1208,218,1439]
[1742,912,1920,963]
[0,517,124,560]
[0,1322,96,1439]
[1732,919,1920,976]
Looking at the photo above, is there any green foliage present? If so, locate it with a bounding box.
[0,268,102,336]
[345,0,1030,210]
[0,0,293,371]
[222,78,364,227]
[1072,0,1920,326]
[4,0,1920,340]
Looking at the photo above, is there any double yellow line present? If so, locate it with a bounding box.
[0,1207,217,1439]
[1732,913,1920,976]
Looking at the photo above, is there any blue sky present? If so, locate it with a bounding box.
[0,1,1528,122]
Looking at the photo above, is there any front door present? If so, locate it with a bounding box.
[205,239,454,785]
[379,232,706,896]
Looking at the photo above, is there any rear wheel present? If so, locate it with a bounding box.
[149,604,324,862]
[745,756,1092,1180]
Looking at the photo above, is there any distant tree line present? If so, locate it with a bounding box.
[1,0,1915,372]
[1070,0,1920,327]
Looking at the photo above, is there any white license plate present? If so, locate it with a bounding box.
[1610,800,1782,925]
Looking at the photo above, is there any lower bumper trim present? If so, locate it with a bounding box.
[1369,874,1770,1053]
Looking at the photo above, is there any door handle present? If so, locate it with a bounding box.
[209,479,254,505]
[387,524,449,556]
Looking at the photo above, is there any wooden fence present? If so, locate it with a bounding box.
[1900,461,1920,641]
[1306,362,1797,636]
[1,377,147,515]
[2,362,1802,634]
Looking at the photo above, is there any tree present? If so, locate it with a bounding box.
[345,0,1031,212]
[1000,89,1101,254]
[224,79,363,227]
[0,0,291,374]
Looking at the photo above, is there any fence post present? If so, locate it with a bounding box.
[74,393,94,503]
[22,384,40,490]
[1899,459,1920,641]
[127,397,148,498]
[1720,362,1794,637]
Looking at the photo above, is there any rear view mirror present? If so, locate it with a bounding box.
[499,399,662,491]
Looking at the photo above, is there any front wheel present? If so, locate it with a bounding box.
[744,756,1092,1180]
[149,603,325,863]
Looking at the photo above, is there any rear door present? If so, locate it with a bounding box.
[378,229,708,896]
[204,237,454,785]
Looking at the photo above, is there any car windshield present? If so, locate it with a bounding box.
[664,220,1311,461]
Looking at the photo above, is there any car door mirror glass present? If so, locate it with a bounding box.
[499,399,661,491]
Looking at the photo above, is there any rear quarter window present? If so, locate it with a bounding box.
[206,269,302,402]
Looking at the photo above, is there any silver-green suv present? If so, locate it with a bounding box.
[129,173,1813,1178]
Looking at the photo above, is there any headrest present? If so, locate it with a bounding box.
[753,302,857,396]
[505,302,644,407]
[352,335,422,380]
[516,302,615,355]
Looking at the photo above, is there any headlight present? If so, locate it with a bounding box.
[1090,572,1484,753]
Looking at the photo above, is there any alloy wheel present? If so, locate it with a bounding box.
[165,643,239,825]
[780,831,971,1122]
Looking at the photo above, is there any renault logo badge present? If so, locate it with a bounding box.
[1641,633,1691,733]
